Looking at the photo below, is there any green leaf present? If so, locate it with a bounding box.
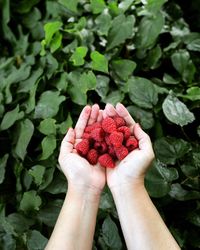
[0,233,16,250]
[154,137,191,165]
[37,200,63,227]
[162,93,195,126]
[7,213,34,234]
[20,191,42,212]
[169,184,200,201]
[135,11,164,49]
[90,0,106,14]
[50,31,62,53]
[0,154,9,184]
[102,216,122,249]
[111,59,136,81]
[58,0,78,13]
[102,90,124,106]
[96,75,109,99]
[171,50,196,83]
[38,118,56,135]
[28,165,46,186]
[70,46,88,66]
[127,105,154,129]
[91,51,108,73]
[107,14,135,50]
[0,105,24,131]
[40,135,56,160]
[44,172,67,194]
[184,32,200,51]
[68,71,96,105]
[95,12,112,36]
[27,230,48,250]
[163,73,179,85]
[146,45,162,69]
[58,113,73,134]
[180,87,200,101]
[118,0,134,12]
[34,91,66,119]
[44,21,62,45]
[146,0,167,13]
[128,77,158,109]
[145,160,171,198]
[14,119,34,160]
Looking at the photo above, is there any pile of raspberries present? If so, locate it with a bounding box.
[76,116,138,168]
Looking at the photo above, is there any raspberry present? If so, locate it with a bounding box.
[82,132,90,140]
[85,122,101,133]
[113,116,126,128]
[98,154,115,168]
[76,139,90,156]
[115,145,129,160]
[94,141,107,154]
[87,149,98,165]
[102,117,117,134]
[109,131,123,148]
[126,136,138,152]
[105,135,112,146]
[108,146,116,159]
[118,126,131,140]
[90,128,104,142]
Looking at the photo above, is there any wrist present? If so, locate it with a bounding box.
[67,183,102,202]
[110,178,145,198]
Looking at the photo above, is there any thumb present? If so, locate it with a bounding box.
[133,124,153,154]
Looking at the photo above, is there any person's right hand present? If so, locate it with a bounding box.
[103,103,155,190]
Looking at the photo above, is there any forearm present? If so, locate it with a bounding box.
[45,185,100,250]
[111,181,180,250]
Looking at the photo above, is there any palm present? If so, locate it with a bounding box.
[107,149,150,189]
[61,153,106,191]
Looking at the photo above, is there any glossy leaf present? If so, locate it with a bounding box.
[162,93,195,126]
[128,77,158,109]
[14,119,34,160]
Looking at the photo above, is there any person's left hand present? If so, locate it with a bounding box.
[58,104,106,196]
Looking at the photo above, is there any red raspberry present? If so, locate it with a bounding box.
[108,146,116,159]
[76,139,90,156]
[85,122,101,133]
[102,117,117,134]
[94,141,107,154]
[118,126,131,140]
[126,136,138,152]
[82,132,90,140]
[105,135,112,146]
[98,154,115,168]
[90,128,104,141]
[87,149,98,165]
[109,131,123,148]
[113,116,126,128]
[115,145,128,160]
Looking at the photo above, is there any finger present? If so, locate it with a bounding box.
[60,128,75,155]
[134,124,153,154]
[75,105,91,139]
[116,103,136,127]
[97,109,103,122]
[88,104,100,125]
[105,103,118,117]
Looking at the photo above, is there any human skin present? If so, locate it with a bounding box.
[45,104,106,250]
[45,103,180,250]
[103,103,180,250]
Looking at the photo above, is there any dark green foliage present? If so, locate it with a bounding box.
[0,0,200,249]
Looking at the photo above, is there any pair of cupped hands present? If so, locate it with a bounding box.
[58,103,155,196]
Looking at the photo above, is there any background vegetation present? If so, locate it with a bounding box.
[0,0,200,249]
